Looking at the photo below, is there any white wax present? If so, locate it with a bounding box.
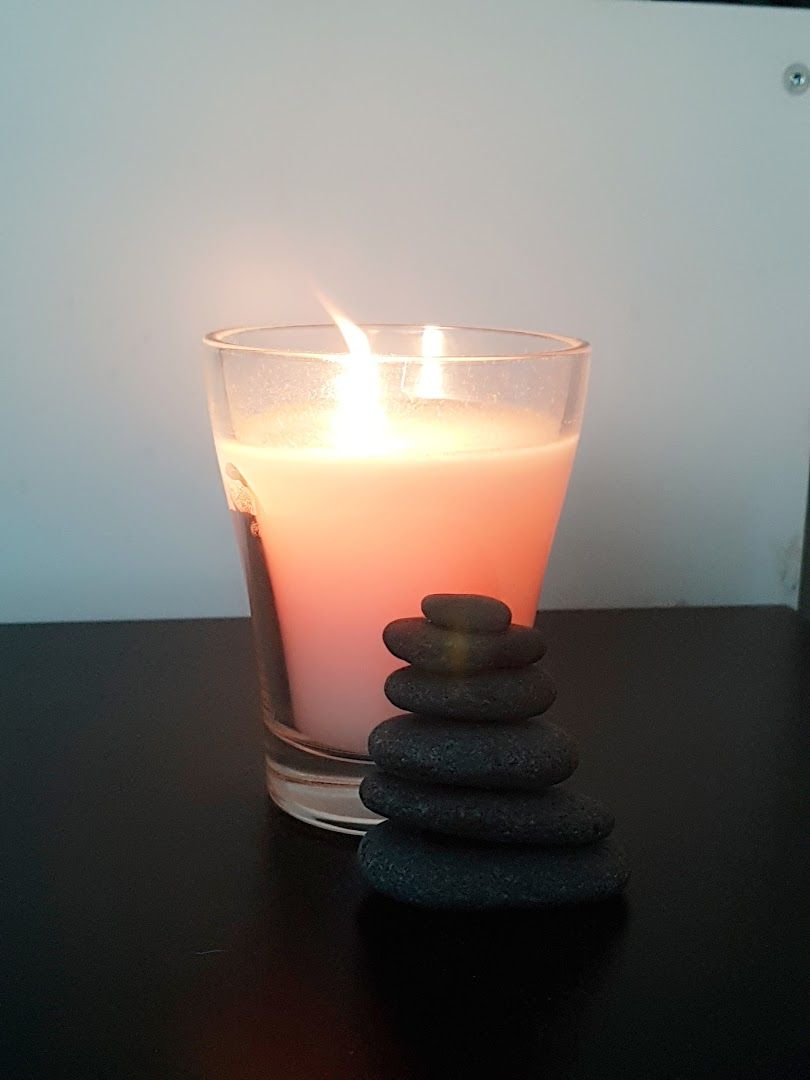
[217,399,577,754]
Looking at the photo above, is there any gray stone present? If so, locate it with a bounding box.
[384,664,556,722]
[382,618,545,673]
[358,822,630,909]
[368,714,577,790]
[360,773,613,844]
[421,594,512,633]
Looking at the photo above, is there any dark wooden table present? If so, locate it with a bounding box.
[2,608,808,1079]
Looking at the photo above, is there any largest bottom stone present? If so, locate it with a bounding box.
[359,821,629,910]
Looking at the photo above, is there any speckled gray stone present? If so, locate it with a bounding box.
[368,715,577,790]
[421,594,512,633]
[384,664,556,722]
[360,773,613,844]
[382,618,546,673]
[358,822,630,909]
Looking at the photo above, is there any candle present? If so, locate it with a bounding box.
[212,320,579,756]
[206,317,589,830]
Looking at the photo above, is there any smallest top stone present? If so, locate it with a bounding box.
[422,594,512,634]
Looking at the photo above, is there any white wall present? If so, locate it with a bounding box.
[1,0,808,622]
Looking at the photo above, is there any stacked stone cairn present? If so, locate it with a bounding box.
[358,594,629,909]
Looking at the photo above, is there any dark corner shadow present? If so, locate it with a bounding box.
[356,891,628,1079]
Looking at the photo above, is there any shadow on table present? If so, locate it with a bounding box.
[184,808,627,1079]
[357,891,628,1080]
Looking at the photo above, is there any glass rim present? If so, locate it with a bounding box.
[203,323,590,363]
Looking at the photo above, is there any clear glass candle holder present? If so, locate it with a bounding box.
[204,324,590,834]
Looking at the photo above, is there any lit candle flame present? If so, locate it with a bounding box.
[319,297,389,451]
[416,325,445,398]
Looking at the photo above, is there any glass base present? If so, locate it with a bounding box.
[265,726,382,836]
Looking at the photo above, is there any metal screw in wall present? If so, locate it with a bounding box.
[784,63,808,95]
